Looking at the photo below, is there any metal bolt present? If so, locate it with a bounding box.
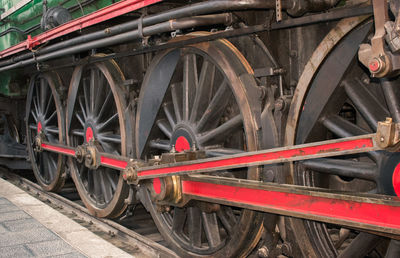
[368,57,384,73]
[281,242,292,256]
[257,246,269,258]
[275,98,285,111]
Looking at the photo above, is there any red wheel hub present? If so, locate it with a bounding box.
[153,178,162,194]
[37,122,42,133]
[393,163,400,197]
[175,136,190,152]
[86,127,94,143]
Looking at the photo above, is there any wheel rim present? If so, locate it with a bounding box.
[66,58,132,218]
[137,38,264,257]
[26,72,65,192]
[286,19,399,257]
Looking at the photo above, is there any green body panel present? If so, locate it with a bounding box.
[0,0,120,96]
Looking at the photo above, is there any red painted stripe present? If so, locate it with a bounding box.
[100,156,128,170]
[42,143,75,156]
[0,0,161,58]
[138,138,374,177]
[182,180,400,230]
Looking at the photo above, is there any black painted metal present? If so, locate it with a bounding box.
[0,0,277,68]
[25,73,66,192]
[0,3,373,73]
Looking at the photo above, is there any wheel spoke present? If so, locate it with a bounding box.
[156,119,172,139]
[205,148,244,157]
[45,126,59,135]
[302,158,378,181]
[35,82,41,114]
[33,96,40,118]
[40,78,47,112]
[96,89,112,121]
[101,142,119,155]
[149,139,170,151]
[202,212,221,248]
[104,170,117,191]
[29,124,37,131]
[98,113,118,131]
[93,170,103,203]
[197,80,230,132]
[172,207,186,234]
[45,110,57,124]
[337,232,381,258]
[171,83,182,122]
[198,115,242,145]
[94,72,105,116]
[322,114,369,137]
[30,110,38,122]
[187,206,202,247]
[99,170,113,204]
[78,96,87,119]
[385,240,400,258]
[381,79,400,123]
[90,68,96,114]
[344,79,389,131]
[83,79,90,116]
[72,129,84,137]
[182,54,197,121]
[163,102,176,128]
[44,94,54,118]
[217,207,237,236]
[190,60,215,123]
[75,113,85,128]
[98,133,121,144]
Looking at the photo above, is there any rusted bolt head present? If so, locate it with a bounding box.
[275,98,285,111]
[257,246,269,258]
[75,146,85,163]
[122,166,137,182]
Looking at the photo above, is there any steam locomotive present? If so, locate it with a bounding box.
[0,0,399,257]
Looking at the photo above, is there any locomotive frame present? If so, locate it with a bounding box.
[1,0,400,257]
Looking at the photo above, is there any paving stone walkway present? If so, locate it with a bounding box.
[0,197,86,258]
[0,177,133,258]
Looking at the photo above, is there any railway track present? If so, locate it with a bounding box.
[0,168,178,258]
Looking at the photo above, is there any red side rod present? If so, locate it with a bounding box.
[181,175,400,236]
[137,134,378,179]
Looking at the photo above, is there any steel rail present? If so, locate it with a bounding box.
[0,169,178,258]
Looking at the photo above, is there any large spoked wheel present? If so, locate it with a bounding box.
[136,38,265,257]
[26,72,66,192]
[285,18,400,257]
[66,58,133,218]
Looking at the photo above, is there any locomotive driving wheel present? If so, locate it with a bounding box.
[285,18,400,257]
[26,72,66,192]
[66,57,133,218]
[136,38,266,257]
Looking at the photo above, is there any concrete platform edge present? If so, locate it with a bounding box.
[0,177,133,258]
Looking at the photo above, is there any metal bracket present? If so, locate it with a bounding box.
[33,134,43,153]
[358,0,396,77]
[276,0,282,22]
[376,117,400,150]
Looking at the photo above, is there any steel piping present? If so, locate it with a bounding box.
[0,0,279,69]
[0,13,235,73]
